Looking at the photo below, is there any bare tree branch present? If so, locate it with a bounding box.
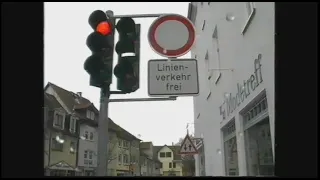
[107,135,119,164]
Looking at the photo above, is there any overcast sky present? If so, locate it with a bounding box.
[44,2,194,146]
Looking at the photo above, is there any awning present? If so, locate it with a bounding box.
[48,161,75,171]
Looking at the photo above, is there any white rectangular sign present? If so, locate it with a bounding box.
[148,59,199,96]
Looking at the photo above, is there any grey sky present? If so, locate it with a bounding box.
[44,2,194,146]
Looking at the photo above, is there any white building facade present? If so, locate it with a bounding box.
[78,124,98,176]
[188,2,275,176]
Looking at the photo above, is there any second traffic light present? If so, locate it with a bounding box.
[114,18,140,93]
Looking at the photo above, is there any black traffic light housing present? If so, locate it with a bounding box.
[114,18,141,93]
[84,10,115,88]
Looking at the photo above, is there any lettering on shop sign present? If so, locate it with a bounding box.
[219,54,263,119]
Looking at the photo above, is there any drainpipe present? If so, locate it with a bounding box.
[44,107,52,176]
[46,132,52,176]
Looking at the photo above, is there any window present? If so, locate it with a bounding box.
[123,141,129,148]
[53,112,64,129]
[160,152,165,158]
[51,138,63,151]
[222,120,239,176]
[69,117,76,133]
[118,140,122,147]
[169,162,172,168]
[173,162,176,168]
[89,151,93,159]
[242,2,256,34]
[118,154,122,164]
[243,97,268,127]
[244,117,274,176]
[86,110,95,120]
[166,152,172,157]
[84,151,88,159]
[131,156,136,163]
[70,142,75,153]
[123,154,129,164]
[89,132,94,141]
[84,131,88,140]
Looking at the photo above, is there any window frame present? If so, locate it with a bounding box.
[70,142,75,154]
[53,111,65,129]
[222,120,239,176]
[159,152,166,158]
[51,138,63,151]
[84,131,89,140]
[166,152,172,158]
[91,111,95,120]
[118,154,122,164]
[69,116,77,133]
[89,132,94,141]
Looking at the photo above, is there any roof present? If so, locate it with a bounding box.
[44,82,98,113]
[153,145,181,161]
[140,142,153,149]
[44,82,141,141]
[44,93,64,111]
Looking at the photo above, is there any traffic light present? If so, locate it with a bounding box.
[84,10,115,88]
[114,17,141,93]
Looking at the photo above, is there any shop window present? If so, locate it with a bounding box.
[222,120,239,176]
[244,117,274,176]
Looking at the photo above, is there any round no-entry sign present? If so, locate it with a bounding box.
[148,14,196,58]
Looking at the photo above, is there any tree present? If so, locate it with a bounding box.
[181,154,195,176]
[107,135,126,164]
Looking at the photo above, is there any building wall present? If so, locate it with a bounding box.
[78,125,98,168]
[190,2,275,176]
[116,138,133,175]
[158,146,182,176]
[49,131,78,168]
[44,132,50,168]
[130,140,140,176]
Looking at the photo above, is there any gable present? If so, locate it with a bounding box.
[45,84,72,114]
[159,146,173,154]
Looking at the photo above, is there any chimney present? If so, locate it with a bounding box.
[172,142,174,146]
[77,92,82,97]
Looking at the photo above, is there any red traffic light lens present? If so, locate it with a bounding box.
[96,22,112,36]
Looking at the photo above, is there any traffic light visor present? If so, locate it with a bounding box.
[97,22,112,36]
[89,10,107,30]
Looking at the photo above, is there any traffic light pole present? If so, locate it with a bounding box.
[96,85,110,176]
[95,11,178,176]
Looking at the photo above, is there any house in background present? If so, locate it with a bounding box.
[153,145,183,176]
[44,93,79,176]
[44,82,142,176]
[44,82,101,176]
[116,126,141,176]
[139,142,162,176]
[73,97,100,176]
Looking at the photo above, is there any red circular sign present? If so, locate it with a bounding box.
[148,14,196,58]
